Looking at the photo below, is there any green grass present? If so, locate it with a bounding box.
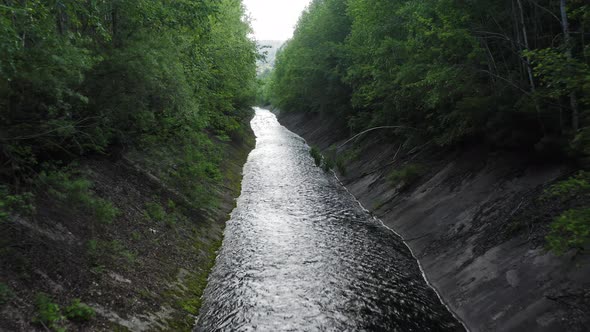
[145,202,166,222]
[39,167,119,224]
[0,186,34,222]
[0,283,14,305]
[64,299,95,322]
[387,164,427,191]
[32,293,65,332]
[310,146,322,167]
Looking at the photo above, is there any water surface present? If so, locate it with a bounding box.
[196,109,462,331]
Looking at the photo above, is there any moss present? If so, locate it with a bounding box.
[165,239,223,331]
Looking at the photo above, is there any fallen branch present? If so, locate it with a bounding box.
[337,126,418,149]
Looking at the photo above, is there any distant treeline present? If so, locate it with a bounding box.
[262,0,589,161]
[0,0,257,183]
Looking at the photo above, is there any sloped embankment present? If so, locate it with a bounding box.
[278,110,590,332]
[0,129,254,331]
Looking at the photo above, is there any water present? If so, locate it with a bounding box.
[196,109,462,331]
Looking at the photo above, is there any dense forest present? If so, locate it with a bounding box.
[0,0,257,203]
[260,0,590,256]
[262,0,589,161]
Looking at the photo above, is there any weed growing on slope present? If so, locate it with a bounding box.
[543,171,590,255]
[0,186,34,221]
[0,283,14,305]
[387,164,427,191]
[38,166,119,224]
[310,146,322,167]
[64,299,95,322]
[32,293,65,331]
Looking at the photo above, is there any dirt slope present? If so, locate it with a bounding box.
[0,130,254,331]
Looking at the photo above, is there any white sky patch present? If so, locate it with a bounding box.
[243,0,312,41]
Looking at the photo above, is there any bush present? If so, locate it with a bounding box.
[543,171,590,255]
[387,164,427,191]
[0,283,13,305]
[145,202,166,222]
[32,293,65,332]
[309,146,322,167]
[38,167,119,224]
[336,157,347,176]
[0,186,34,222]
[322,157,335,172]
[542,171,590,201]
[546,208,590,255]
[64,299,95,322]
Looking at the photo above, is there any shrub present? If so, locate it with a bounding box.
[387,164,427,191]
[542,171,590,201]
[0,283,14,305]
[322,157,335,172]
[546,208,590,255]
[309,146,322,167]
[145,202,166,222]
[336,157,347,176]
[0,186,34,222]
[542,172,590,255]
[32,293,65,331]
[65,299,95,322]
[38,167,119,224]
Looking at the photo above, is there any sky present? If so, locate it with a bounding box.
[243,0,312,41]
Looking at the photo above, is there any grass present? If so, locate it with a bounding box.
[0,283,13,305]
[64,299,95,322]
[39,167,119,224]
[387,164,427,191]
[32,293,65,332]
[0,186,34,222]
[309,146,322,167]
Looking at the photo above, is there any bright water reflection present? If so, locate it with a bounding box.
[196,108,462,331]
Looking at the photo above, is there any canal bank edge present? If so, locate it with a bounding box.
[276,109,590,332]
[0,114,255,331]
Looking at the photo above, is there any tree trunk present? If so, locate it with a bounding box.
[560,0,579,132]
[516,0,545,134]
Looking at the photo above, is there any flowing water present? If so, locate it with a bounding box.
[196,109,463,331]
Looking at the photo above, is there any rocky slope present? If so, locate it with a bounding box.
[278,110,590,332]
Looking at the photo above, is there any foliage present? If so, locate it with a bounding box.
[542,171,590,201]
[145,202,166,222]
[267,0,590,155]
[0,0,257,186]
[543,171,590,255]
[88,239,136,266]
[309,147,323,167]
[38,167,119,224]
[0,186,34,221]
[0,283,13,305]
[32,293,65,332]
[335,157,347,176]
[387,164,427,191]
[64,299,95,322]
[546,208,590,255]
[322,157,335,172]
